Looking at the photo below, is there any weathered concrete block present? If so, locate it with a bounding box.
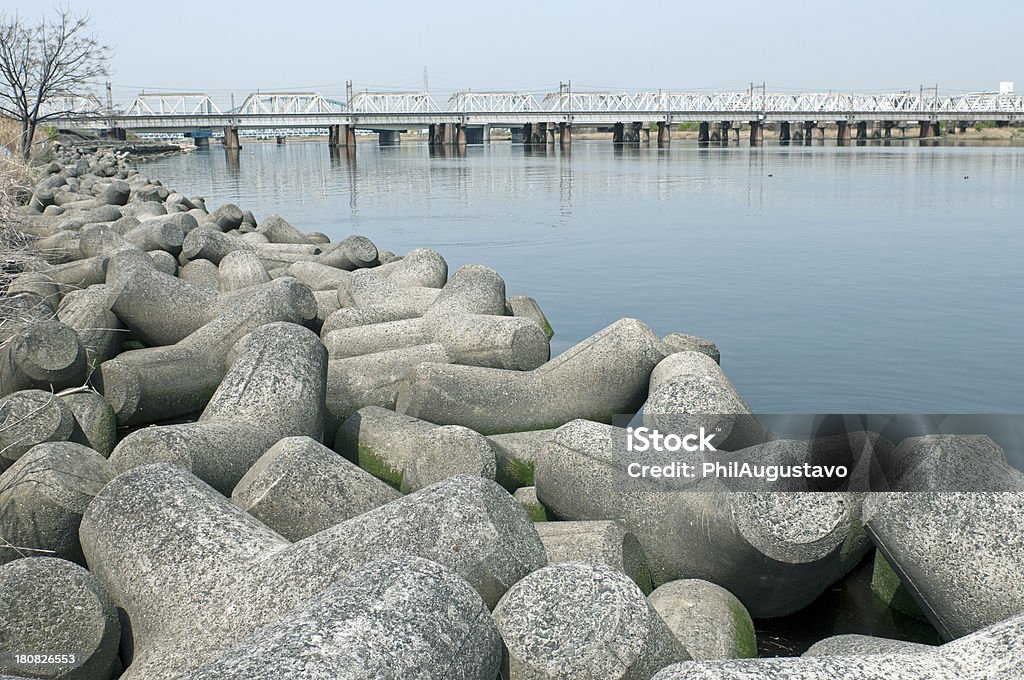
[648,579,757,660]
[0,320,87,398]
[534,419,868,617]
[803,634,933,657]
[255,214,313,244]
[109,321,325,493]
[209,204,244,231]
[865,490,1024,640]
[0,558,120,680]
[61,390,117,457]
[6,271,60,305]
[493,561,690,679]
[337,270,440,316]
[181,227,255,264]
[643,351,774,451]
[513,486,548,521]
[98,179,130,205]
[651,611,1024,678]
[178,258,220,289]
[78,224,138,258]
[324,313,549,370]
[218,250,271,292]
[183,557,501,679]
[424,264,506,322]
[147,248,178,275]
[110,265,217,345]
[320,303,421,335]
[0,442,115,566]
[396,318,665,435]
[325,343,452,436]
[231,436,401,541]
[335,406,496,492]
[881,434,1024,491]
[536,520,652,593]
[507,294,554,339]
[374,247,447,288]
[312,234,378,270]
[0,391,83,470]
[37,256,109,289]
[287,260,350,291]
[123,219,184,254]
[55,285,121,373]
[661,332,720,364]
[488,429,556,490]
[80,467,544,677]
[98,278,317,425]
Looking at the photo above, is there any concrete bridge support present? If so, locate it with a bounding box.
[455,124,466,146]
[329,124,356,147]
[749,121,764,145]
[559,122,572,147]
[276,136,286,145]
[709,122,722,143]
[462,126,485,144]
[612,122,643,144]
[802,121,815,145]
[656,121,671,147]
[511,127,524,144]
[223,126,241,150]
[193,136,210,149]
[918,120,941,138]
[730,125,740,143]
[855,121,868,141]
[836,121,849,145]
[428,123,457,146]
[377,130,401,145]
[698,122,709,143]
[778,121,791,144]
[522,122,548,145]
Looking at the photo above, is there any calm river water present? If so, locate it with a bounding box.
[144,140,1024,415]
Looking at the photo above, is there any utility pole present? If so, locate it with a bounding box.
[423,66,429,94]
[105,81,113,126]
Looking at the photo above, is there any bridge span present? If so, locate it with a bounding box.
[51,87,1024,148]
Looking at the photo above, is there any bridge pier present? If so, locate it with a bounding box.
[749,121,764,145]
[329,124,356,147]
[612,122,624,143]
[378,130,401,145]
[656,121,671,147]
[276,136,286,145]
[698,121,709,143]
[778,121,791,144]
[193,136,210,149]
[918,120,940,138]
[836,121,849,145]
[462,126,485,144]
[223,126,241,150]
[559,122,572,147]
[802,121,815,145]
[642,125,651,143]
[511,126,524,143]
[709,122,721,143]
[855,121,868,141]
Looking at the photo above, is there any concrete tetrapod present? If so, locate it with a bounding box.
[647,580,757,660]
[534,419,868,617]
[55,285,122,373]
[372,247,447,288]
[396,318,666,435]
[184,557,502,680]
[643,351,774,452]
[335,405,497,492]
[231,436,402,541]
[109,321,326,494]
[864,491,1024,640]
[109,264,217,345]
[535,520,653,593]
[0,390,84,470]
[0,558,120,680]
[650,610,1024,679]
[97,277,317,426]
[80,466,545,678]
[0,320,87,398]
[0,442,115,566]
[493,561,690,679]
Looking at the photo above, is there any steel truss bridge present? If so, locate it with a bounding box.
[50,89,1024,132]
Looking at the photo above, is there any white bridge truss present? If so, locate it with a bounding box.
[54,89,1024,131]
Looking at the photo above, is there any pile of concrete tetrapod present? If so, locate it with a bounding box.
[0,146,1022,680]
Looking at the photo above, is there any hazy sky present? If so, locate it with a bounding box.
[6,0,1022,106]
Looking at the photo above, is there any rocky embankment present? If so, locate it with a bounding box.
[1,146,1023,679]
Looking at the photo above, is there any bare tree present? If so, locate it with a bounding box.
[0,8,110,159]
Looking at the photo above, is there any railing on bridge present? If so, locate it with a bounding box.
[346,92,439,114]
[445,92,541,113]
